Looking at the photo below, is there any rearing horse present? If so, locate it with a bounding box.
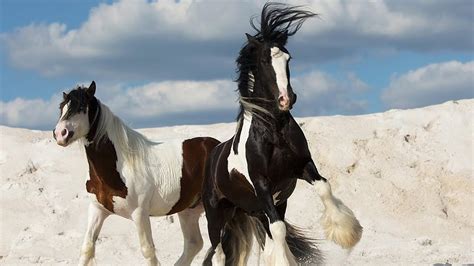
[53,81,220,266]
[202,3,362,265]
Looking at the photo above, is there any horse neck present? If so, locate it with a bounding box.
[86,99,101,142]
[84,133,117,171]
[83,101,118,172]
[239,102,291,132]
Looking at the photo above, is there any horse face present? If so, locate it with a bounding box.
[269,45,296,111]
[53,81,96,146]
[253,41,296,112]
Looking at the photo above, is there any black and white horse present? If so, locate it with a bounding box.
[53,82,220,266]
[202,3,362,265]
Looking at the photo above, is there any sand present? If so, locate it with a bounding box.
[0,99,472,265]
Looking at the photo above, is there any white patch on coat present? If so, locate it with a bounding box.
[227,112,255,189]
[112,139,184,218]
[270,47,290,100]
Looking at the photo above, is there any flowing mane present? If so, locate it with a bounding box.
[92,101,158,169]
[250,2,316,44]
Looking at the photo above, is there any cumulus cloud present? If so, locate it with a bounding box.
[0,79,239,129]
[1,0,472,81]
[103,80,238,122]
[0,69,371,129]
[0,94,62,129]
[382,61,474,109]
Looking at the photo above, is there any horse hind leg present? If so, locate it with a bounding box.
[131,208,160,266]
[202,208,227,266]
[174,204,204,266]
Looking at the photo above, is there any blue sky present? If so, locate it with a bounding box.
[1,0,473,129]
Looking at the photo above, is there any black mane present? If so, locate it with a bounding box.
[251,2,316,45]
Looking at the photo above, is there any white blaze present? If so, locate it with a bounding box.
[60,102,70,120]
[270,47,290,101]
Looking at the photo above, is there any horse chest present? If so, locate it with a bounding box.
[227,113,254,188]
[85,143,128,214]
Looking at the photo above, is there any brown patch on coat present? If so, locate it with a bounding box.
[85,139,127,212]
[167,137,220,215]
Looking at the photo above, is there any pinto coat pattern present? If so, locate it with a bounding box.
[53,82,219,266]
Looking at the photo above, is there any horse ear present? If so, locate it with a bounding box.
[86,81,96,97]
[246,33,260,47]
[62,92,68,100]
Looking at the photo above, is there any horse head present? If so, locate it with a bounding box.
[53,81,99,146]
[237,3,316,113]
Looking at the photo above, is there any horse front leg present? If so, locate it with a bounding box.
[254,178,297,266]
[302,161,363,249]
[79,202,109,266]
[131,208,159,266]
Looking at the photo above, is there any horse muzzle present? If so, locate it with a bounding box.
[54,127,74,146]
[278,95,291,111]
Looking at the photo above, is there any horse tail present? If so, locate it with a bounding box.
[220,210,264,266]
[284,221,323,264]
[315,180,363,249]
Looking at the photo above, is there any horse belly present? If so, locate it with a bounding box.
[148,190,177,216]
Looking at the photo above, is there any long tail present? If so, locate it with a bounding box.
[285,221,323,265]
[221,212,324,265]
[221,210,263,266]
[315,180,363,249]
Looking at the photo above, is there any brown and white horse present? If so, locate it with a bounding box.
[53,81,219,266]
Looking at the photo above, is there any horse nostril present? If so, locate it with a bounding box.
[61,128,68,137]
[278,96,287,105]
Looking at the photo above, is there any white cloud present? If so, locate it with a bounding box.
[1,0,471,80]
[382,61,474,109]
[103,80,237,119]
[0,95,61,129]
[0,70,371,129]
[0,79,238,129]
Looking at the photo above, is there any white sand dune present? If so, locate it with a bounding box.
[0,100,472,265]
